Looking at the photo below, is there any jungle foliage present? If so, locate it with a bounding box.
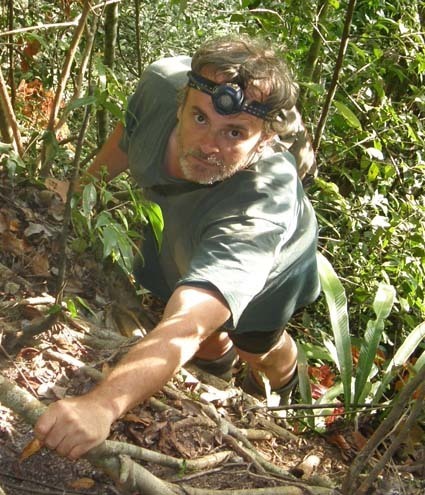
[1,0,424,415]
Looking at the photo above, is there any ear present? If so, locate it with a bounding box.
[256,132,276,153]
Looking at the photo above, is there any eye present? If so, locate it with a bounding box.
[194,112,206,124]
[228,129,242,139]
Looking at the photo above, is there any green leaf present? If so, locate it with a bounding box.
[82,183,97,218]
[300,342,333,362]
[144,201,164,250]
[317,252,353,408]
[66,299,78,318]
[373,284,396,320]
[373,321,425,403]
[102,225,118,258]
[64,95,97,113]
[333,101,362,129]
[354,284,396,404]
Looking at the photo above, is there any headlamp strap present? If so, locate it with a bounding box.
[187,71,270,120]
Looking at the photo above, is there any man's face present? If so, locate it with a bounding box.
[175,71,270,185]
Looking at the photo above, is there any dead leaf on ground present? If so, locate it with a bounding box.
[68,477,96,490]
[20,437,42,461]
[29,251,50,276]
[45,178,69,203]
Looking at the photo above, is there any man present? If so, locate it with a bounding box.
[35,35,320,460]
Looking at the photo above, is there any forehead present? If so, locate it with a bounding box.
[184,69,266,130]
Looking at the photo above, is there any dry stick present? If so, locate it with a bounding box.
[164,385,299,482]
[0,372,180,495]
[43,349,233,472]
[0,371,337,495]
[39,0,92,176]
[356,381,425,495]
[342,364,425,494]
[11,87,94,347]
[181,485,335,495]
[54,14,100,133]
[313,0,357,152]
[0,64,24,156]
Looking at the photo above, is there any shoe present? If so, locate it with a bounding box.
[190,347,238,381]
[241,368,298,405]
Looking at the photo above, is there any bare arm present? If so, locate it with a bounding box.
[34,285,231,459]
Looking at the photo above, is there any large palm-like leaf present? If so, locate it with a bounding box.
[354,284,396,405]
[317,252,353,408]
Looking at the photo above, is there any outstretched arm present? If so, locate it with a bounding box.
[34,284,231,459]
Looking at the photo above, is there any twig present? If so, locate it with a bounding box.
[222,434,266,473]
[313,0,357,152]
[0,64,24,156]
[356,380,425,495]
[0,21,80,37]
[12,77,95,349]
[39,0,92,175]
[342,364,425,494]
[0,343,38,397]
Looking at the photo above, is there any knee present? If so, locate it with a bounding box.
[235,331,297,370]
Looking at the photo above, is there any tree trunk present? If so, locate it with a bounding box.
[97,2,119,146]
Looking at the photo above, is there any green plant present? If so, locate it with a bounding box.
[298,252,424,429]
[71,180,163,275]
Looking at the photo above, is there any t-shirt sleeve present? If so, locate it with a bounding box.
[119,56,191,154]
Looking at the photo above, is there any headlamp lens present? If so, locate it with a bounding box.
[213,85,244,115]
[187,71,270,120]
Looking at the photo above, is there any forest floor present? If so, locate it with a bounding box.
[0,175,424,495]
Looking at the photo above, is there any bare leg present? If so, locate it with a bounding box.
[194,331,233,360]
[235,330,297,389]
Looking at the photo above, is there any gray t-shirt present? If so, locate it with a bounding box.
[120,56,320,333]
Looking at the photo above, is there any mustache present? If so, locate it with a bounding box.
[188,150,224,168]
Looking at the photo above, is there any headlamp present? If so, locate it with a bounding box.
[187,71,270,120]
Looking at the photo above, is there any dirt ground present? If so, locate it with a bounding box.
[0,177,424,495]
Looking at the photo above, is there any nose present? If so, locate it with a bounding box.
[199,130,220,155]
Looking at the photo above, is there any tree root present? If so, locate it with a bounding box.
[0,372,339,495]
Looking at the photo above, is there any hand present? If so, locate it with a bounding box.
[34,394,115,460]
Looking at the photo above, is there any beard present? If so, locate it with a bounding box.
[176,127,247,185]
[178,149,243,185]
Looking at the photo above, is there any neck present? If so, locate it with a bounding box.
[163,126,183,179]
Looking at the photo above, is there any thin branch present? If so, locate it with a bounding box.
[39,0,92,176]
[0,64,24,156]
[6,90,94,350]
[357,382,425,495]
[0,21,80,37]
[313,0,358,152]
[342,363,425,494]
[54,15,100,132]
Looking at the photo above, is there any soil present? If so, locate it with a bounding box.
[0,177,424,495]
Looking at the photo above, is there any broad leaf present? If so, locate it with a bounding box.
[317,252,353,408]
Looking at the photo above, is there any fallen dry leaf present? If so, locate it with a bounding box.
[45,178,69,203]
[20,437,42,461]
[68,477,96,490]
[29,251,50,276]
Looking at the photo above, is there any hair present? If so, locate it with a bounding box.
[187,34,299,135]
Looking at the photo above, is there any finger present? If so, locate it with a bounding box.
[34,413,57,441]
[43,427,67,451]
